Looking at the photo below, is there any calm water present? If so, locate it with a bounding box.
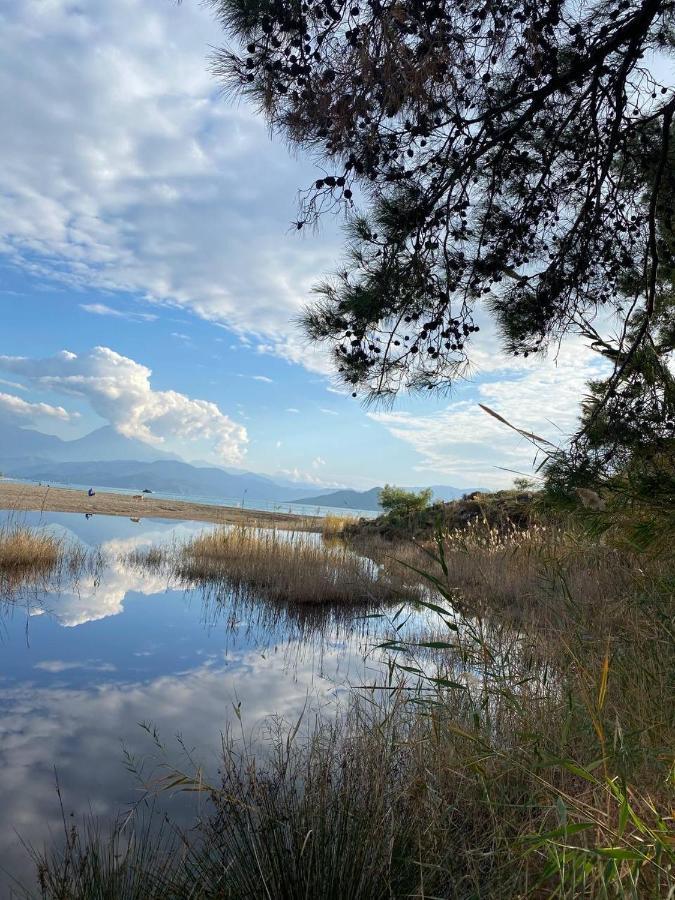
[0,512,402,894]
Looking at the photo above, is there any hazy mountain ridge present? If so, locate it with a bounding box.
[0,424,475,508]
[4,459,316,502]
[0,424,179,463]
[296,484,482,511]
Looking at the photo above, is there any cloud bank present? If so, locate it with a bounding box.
[0,347,248,463]
[0,0,337,373]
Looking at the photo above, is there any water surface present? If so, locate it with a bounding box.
[0,512,398,893]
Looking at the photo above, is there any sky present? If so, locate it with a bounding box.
[0,0,610,490]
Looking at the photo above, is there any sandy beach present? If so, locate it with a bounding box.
[0,480,322,531]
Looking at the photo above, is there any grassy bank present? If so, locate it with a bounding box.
[25,511,675,898]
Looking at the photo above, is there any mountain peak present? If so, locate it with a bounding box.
[0,422,181,464]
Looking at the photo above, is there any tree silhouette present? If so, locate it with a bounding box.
[211,0,674,404]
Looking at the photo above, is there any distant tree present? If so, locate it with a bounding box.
[513,477,535,491]
[212,0,674,405]
[379,484,432,515]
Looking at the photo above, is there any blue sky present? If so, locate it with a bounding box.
[0,0,608,490]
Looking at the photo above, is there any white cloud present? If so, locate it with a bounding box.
[0,0,338,373]
[312,456,326,469]
[286,407,300,414]
[0,378,27,391]
[237,374,274,383]
[370,341,608,488]
[0,347,248,463]
[80,303,157,322]
[319,408,339,416]
[0,391,76,423]
[277,468,344,488]
[34,660,116,673]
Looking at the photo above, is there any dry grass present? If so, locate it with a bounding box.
[0,526,61,570]
[0,524,99,597]
[356,518,669,631]
[182,524,672,897]
[128,525,421,606]
[0,525,64,593]
[321,513,361,538]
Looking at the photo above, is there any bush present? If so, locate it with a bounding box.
[379,485,432,516]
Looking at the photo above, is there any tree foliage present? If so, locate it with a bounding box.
[211,0,674,404]
[379,484,433,514]
[545,118,674,495]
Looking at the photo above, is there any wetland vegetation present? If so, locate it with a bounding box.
[125,525,421,607]
[14,486,673,900]
[0,522,100,596]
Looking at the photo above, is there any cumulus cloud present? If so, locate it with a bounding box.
[0,391,76,422]
[0,0,339,373]
[369,341,608,488]
[0,347,247,463]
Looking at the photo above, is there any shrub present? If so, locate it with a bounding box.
[379,484,432,516]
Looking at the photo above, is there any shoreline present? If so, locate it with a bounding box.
[0,480,323,531]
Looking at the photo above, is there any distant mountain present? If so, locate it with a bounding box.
[0,423,65,460]
[191,464,336,497]
[5,458,318,502]
[296,484,483,511]
[0,424,482,510]
[0,424,179,465]
[54,426,181,463]
[296,487,384,511]
[425,484,483,503]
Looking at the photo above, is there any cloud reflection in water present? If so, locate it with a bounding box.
[0,513,388,891]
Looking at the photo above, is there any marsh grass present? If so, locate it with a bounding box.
[0,526,61,572]
[26,804,185,900]
[355,519,669,631]
[321,513,361,538]
[0,524,97,597]
[128,525,421,606]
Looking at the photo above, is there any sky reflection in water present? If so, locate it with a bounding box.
[0,512,398,892]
